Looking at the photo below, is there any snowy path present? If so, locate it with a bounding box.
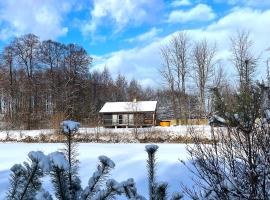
[0,143,194,199]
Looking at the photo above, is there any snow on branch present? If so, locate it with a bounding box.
[81,155,116,199]
[28,151,50,172]
[60,120,80,134]
[145,144,159,154]
[48,152,69,170]
[98,155,115,168]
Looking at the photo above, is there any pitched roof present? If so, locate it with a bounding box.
[99,101,157,113]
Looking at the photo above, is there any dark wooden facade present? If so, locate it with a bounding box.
[101,111,156,128]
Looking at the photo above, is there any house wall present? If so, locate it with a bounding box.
[102,112,156,127]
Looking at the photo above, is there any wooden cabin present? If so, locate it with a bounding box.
[99,100,157,128]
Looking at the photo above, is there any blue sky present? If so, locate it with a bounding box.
[0,0,270,87]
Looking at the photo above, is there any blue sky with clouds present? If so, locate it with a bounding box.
[0,0,270,87]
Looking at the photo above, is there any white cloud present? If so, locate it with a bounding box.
[92,40,163,87]
[0,0,74,40]
[93,8,270,88]
[171,0,192,7]
[214,0,270,7]
[167,4,216,23]
[82,0,163,35]
[126,28,162,43]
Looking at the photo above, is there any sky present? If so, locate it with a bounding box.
[0,0,270,88]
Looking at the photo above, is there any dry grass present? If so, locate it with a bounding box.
[0,127,216,144]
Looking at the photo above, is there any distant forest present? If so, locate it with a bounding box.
[0,31,268,129]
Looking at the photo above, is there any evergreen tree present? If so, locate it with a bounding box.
[61,120,82,199]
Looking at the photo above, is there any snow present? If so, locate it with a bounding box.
[98,155,115,168]
[0,143,193,199]
[265,109,270,119]
[145,144,159,153]
[28,151,50,172]
[48,152,69,170]
[99,101,157,113]
[0,129,54,140]
[209,115,226,124]
[60,120,80,133]
[35,188,53,200]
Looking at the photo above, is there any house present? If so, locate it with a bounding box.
[99,100,157,128]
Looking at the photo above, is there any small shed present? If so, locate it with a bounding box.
[99,100,157,128]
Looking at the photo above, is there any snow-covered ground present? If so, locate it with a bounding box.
[0,125,212,141]
[0,143,194,199]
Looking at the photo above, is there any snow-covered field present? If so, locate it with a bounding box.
[0,143,194,199]
[0,125,212,141]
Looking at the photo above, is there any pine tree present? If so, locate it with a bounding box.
[61,120,82,199]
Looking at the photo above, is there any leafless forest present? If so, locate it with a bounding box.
[0,31,267,129]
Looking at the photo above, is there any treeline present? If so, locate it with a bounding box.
[159,30,267,123]
[0,34,158,129]
[0,30,268,129]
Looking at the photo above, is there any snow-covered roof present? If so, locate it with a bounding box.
[99,101,157,113]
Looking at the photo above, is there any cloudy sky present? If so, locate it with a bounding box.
[0,0,270,87]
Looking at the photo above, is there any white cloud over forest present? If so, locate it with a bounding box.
[93,8,270,87]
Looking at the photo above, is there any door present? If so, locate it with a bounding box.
[129,114,134,125]
[118,115,123,124]
[112,114,117,125]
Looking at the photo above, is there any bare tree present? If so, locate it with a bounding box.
[63,43,92,120]
[191,38,216,117]
[170,32,190,95]
[159,32,190,124]
[0,46,16,123]
[230,30,257,89]
[39,40,66,115]
[12,34,40,129]
[160,44,179,123]
[170,32,190,122]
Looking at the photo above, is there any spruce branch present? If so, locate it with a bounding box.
[6,151,47,200]
[81,155,115,200]
[156,182,168,200]
[145,144,159,200]
[49,151,70,200]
